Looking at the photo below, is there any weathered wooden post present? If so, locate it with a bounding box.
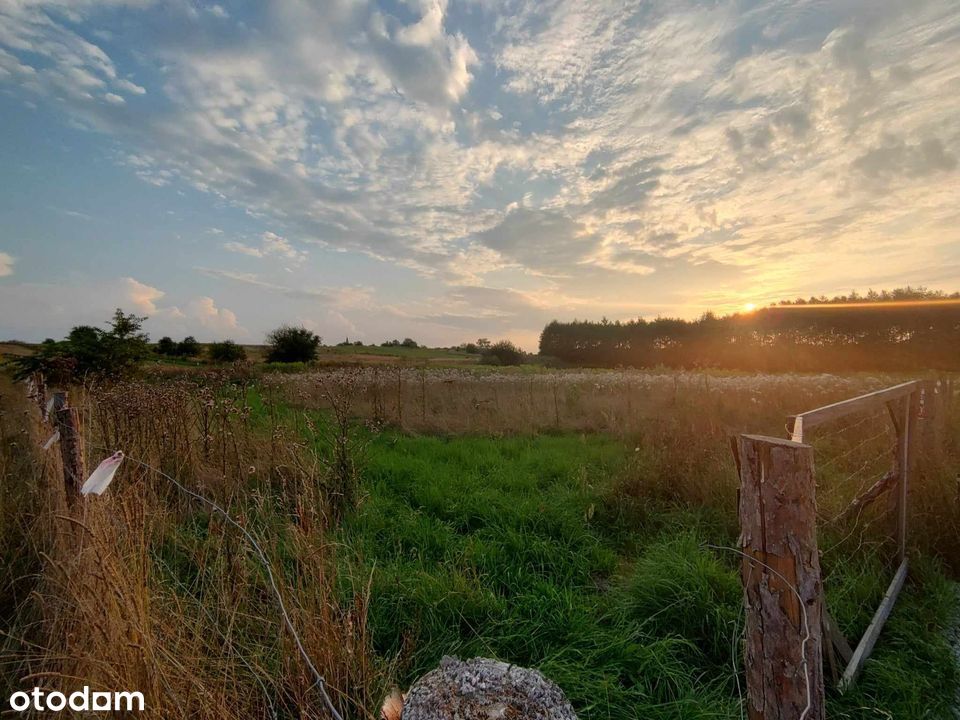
[31,372,49,422]
[52,392,85,499]
[734,434,824,720]
[396,366,404,428]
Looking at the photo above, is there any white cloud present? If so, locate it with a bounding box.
[223,231,307,264]
[125,277,245,336]
[0,275,244,341]
[206,4,229,19]
[186,296,240,333]
[0,252,14,277]
[125,277,164,314]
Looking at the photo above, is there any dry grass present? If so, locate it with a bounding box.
[265,366,896,436]
[0,371,383,719]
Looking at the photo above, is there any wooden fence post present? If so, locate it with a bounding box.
[52,392,85,500]
[32,372,49,422]
[734,434,824,720]
[895,390,921,562]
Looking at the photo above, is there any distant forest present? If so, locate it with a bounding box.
[539,288,960,371]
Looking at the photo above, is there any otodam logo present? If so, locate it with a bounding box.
[8,687,144,713]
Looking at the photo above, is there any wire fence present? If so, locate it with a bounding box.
[785,378,953,690]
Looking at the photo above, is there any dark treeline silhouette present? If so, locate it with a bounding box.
[539,288,960,371]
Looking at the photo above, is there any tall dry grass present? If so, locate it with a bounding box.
[0,370,383,719]
[265,366,895,436]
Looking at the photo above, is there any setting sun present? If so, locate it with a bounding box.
[743,302,757,312]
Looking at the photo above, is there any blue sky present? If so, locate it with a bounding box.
[1,0,959,349]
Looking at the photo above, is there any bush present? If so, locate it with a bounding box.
[156,336,177,356]
[176,336,201,357]
[400,338,419,348]
[9,309,150,382]
[208,340,246,362]
[480,340,524,366]
[266,325,321,363]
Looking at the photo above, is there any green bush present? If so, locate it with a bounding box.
[175,336,201,357]
[481,340,525,365]
[208,340,246,362]
[156,336,177,356]
[8,309,150,382]
[266,325,321,363]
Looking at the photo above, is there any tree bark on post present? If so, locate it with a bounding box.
[734,434,824,720]
[52,392,85,500]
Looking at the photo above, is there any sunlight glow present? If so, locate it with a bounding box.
[775,299,960,310]
[742,303,757,312]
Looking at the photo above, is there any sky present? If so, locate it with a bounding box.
[0,0,959,350]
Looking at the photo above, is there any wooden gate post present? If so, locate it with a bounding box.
[52,392,85,499]
[734,434,824,720]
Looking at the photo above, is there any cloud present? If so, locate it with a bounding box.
[368,0,478,105]
[474,207,600,273]
[0,0,959,345]
[0,1,149,108]
[206,4,229,19]
[125,277,165,314]
[195,266,373,307]
[1,275,244,341]
[123,276,247,334]
[0,252,14,277]
[187,296,240,333]
[586,158,664,213]
[224,231,307,263]
[852,135,957,179]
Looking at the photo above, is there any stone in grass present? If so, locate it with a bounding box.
[400,656,577,720]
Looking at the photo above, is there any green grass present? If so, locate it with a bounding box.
[310,428,958,719]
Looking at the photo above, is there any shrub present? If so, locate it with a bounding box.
[9,309,149,382]
[266,325,321,363]
[480,340,524,366]
[156,336,177,356]
[208,340,246,362]
[176,336,201,357]
[400,338,419,348]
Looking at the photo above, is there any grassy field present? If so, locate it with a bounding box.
[1,340,479,367]
[1,367,957,718]
[330,428,957,719]
[0,341,33,357]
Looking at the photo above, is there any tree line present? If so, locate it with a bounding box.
[6,312,316,382]
[539,288,960,371]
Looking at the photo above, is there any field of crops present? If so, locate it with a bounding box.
[1,366,958,718]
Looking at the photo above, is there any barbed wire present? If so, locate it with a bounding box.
[88,443,344,720]
[814,427,892,473]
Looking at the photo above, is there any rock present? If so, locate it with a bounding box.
[401,656,577,720]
